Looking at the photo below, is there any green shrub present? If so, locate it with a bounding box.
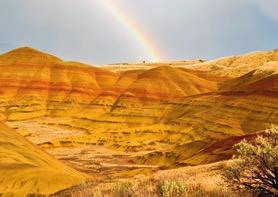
[224,126,278,196]
[93,189,103,197]
[157,180,187,197]
[112,180,139,197]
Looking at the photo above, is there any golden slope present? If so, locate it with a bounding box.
[0,47,119,120]
[189,49,278,77]
[70,66,218,140]
[132,89,277,166]
[118,66,217,100]
[220,61,278,91]
[0,122,86,196]
[0,47,218,123]
[0,47,62,65]
[153,73,278,165]
[70,63,277,166]
[102,60,204,72]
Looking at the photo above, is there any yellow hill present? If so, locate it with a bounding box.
[219,61,278,91]
[119,66,217,100]
[189,49,278,77]
[0,47,119,120]
[0,122,86,196]
[0,47,62,65]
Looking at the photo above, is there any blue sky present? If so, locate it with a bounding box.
[0,0,278,64]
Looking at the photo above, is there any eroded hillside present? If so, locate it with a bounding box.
[0,47,277,195]
[0,122,86,196]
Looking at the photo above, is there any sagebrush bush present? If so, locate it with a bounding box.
[224,126,278,196]
[112,180,139,197]
[93,189,103,197]
[157,180,187,197]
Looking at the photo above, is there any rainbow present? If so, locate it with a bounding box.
[99,0,162,62]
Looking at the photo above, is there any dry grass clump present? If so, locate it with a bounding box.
[54,161,249,197]
[112,180,139,197]
[96,179,236,197]
[89,166,240,197]
[157,180,187,197]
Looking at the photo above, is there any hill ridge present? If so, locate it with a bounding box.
[0,47,63,65]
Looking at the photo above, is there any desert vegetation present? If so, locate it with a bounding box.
[55,126,278,197]
[55,161,238,196]
[224,126,278,196]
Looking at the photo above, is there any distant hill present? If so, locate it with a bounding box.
[187,49,278,77]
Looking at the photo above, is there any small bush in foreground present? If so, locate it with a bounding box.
[224,126,278,196]
[157,180,187,197]
[112,180,139,197]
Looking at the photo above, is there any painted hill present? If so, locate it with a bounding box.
[0,47,62,64]
[0,47,218,121]
[0,122,86,196]
[188,49,278,77]
[118,66,217,100]
[153,67,278,166]
[0,47,119,120]
[0,47,277,193]
[102,60,204,73]
[219,61,278,92]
